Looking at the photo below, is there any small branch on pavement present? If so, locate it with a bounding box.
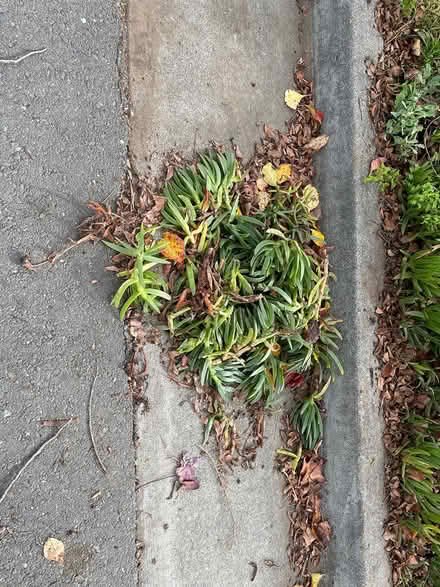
[22,234,95,271]
[136,474,176,491]
[88,365,107,474]
[0,417,74,507]
[0,48,47,64]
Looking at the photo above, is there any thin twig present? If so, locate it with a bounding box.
[385,19,414,46]
[88,365,107,474]
[0,48,47,64]
[136,474,175,491]
[0,418,73,507]
[23,234,94,271]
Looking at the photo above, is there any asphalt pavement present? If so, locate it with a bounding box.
[0,1,135,585]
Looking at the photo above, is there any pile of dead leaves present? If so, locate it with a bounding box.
[277,415,331,585]
[242,59,325,218]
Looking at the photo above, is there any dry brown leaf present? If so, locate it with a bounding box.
[43,538,64,565]
[317,521,332,545]
[304,135,329,152]
[303,527,316,547]
[175,288,191,310]
[407,468,425,482]
[144,195,166,224]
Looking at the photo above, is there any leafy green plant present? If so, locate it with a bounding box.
[291,377,331,450]
[400,0,417,17]
[421,30,440,64]
[404,163,440,235]
[364,163,401,192]
[401,248,440,298]
[104,153,341,407]
[402,441,440,529]
[429,545,440,584]
[157,157,341,404]
[386,64,440,158]
[104,225,171,319]
[401,315,440,355]
[421,0,440,34]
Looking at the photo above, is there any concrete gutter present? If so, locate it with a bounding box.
[313,1,390,585]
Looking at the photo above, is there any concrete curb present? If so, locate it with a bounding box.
[313,1,390,585]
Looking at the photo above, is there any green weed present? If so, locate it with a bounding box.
[103,225,170,319]
[386,64,440,159]
[105,152,341,410]
[364,163,401,192]
[291,377,331,450]
[401,248,440,298]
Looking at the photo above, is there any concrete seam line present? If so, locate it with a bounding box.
[312,1,390,586]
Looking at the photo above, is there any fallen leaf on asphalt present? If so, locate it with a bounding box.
[165,165,174,181]
[304,135,329,152]
[308,104,324,123]
[160,232,185,263]
[285,89,304,110]
[311,573,324,587]
[43,538,64,565]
